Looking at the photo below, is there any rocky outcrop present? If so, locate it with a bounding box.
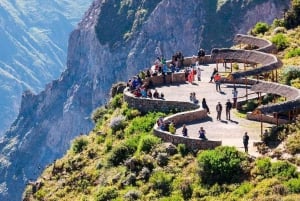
[0,0,290,200]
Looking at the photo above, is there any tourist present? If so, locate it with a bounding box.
[197,67,201,81]
[199,127,207,140]
[182,124,188,137]
[202,98,210,114]
[225,99,232,120]
[216,102,222,120]
[147,89,152,98]
[214,73,221,92]
[209,68,218,82]
[243,132,249,153]
[153,89,159,99]
[232,87,238,108]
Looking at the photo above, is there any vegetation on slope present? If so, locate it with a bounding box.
[23,93,300,201]
[23,1,300,200]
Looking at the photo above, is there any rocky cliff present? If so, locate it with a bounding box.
[0,0,91,135]
[0,0,290,200]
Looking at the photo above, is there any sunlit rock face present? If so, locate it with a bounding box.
[0,0,92,135]
[0,0,289,200]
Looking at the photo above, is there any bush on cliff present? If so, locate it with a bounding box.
[197,146,249,185]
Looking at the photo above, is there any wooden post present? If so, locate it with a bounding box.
[275,69,278,82]
[260,112,263,138]
[245,77,248,101]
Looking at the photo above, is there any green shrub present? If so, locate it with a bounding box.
[197,146,248,185]
[291,78,300,89]
[252,22,269,35]
[177,144,188,157]
[95,186,118,201]
[285,48,300,58]
[137,135,160,154]
[125,112,164,135]
[251,157,272,179]
[109,93,123,109]
[92,106,108,123]
[108,144,134,166]
[272,18,285,28]
[271,33,289,51]
[150,171,173,196]
[285,178,300,193]
[281,66,300,86]
[232,182,253,198]
[34,189,47,200]
[72,137,88,154]
[285,133,300,154]
[270,160,297,180]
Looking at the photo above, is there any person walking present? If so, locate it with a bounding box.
[225,99,232,120]
[202,98,210,114]
[214,73,221,92]
[232,87,238,108]
[209,68,218,82]
[216,102,222,120]
[243,132,249,153]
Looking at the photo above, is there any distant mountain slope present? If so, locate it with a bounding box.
[0,0,290,201]
[0,0,91,135]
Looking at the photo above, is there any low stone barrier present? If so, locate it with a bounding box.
[143,72,186,86]
[247,112,290,125]
[153,109,221,150]
[123,88,199,114]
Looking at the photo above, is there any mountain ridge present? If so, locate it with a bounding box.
[0,0,290,200]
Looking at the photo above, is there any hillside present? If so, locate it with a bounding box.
[23,94,300,201]
[0,1,291,201]
[0,0,91,135]
[23,1,300,200]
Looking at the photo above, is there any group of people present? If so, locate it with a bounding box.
[215,99,233,121]
[127,75,165,99]
[181,124,207,140]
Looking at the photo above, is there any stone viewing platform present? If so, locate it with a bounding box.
[123,34,300,155]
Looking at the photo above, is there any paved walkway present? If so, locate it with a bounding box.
[155,63,273,156]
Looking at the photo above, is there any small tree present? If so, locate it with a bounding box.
[197,146,248,185]
[271,33,289,51]
[251,22,269,35]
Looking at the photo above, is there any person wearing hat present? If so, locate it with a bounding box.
[225,99,232,120]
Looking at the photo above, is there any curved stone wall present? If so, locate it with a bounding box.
[123,34,299,150]
[234,34,276,53]
[123,88,200,114]
[153,109,222,150]
[211,34,300,116]
[211,48,282,80]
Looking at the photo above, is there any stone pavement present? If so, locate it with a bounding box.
[155,63,273,156]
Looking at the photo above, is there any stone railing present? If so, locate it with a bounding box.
[234,34,277,53]
[153,109,221,150]
[123,88,199,114]
[246,112,290,125]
